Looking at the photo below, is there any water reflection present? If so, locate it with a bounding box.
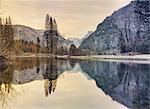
[0,57,72,108]
[79,60,150,109]
[43,58,58,96]
[0,60,15,108]
[0,58,149,109]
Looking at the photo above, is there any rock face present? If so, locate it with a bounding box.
[14,25,43,44]
[79,1,150,54]
[13,25,72,49]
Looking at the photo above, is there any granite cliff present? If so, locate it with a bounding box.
[80,1,150,54]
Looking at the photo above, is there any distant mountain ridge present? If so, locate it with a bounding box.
[13,25,72,49]
[80,0,150,54]
[14,25,43,43]
[67,31,93,48]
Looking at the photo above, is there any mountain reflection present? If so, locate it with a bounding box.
[0,58,150,109]
[0,57,73,108]
[79,60,150,109]
[11,57,71,96]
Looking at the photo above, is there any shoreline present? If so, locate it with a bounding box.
[9,53,56,58]
[5,53,150,61]
[69,55,150,61]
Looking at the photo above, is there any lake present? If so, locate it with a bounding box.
[0,57,149,109]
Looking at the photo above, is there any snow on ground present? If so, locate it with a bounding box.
[70,55,150,64]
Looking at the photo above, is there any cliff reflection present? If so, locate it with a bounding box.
[79,60,150,109]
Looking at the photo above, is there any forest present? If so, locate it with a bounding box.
[0,15,86,58]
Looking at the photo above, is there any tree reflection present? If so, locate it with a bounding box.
[0,57,64,108]
[0,62,17,108]
[36,57,40,74]
[12,57,60,97]
[43,58,58,97]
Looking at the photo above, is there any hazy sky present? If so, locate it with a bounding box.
[0,0,131,38]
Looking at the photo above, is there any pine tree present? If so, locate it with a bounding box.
[45,14,50,30]
[44,14,58,55]
[53,19,58,31]
[49,17,53,31]
[69,44,77,56]
[37,37,40,53]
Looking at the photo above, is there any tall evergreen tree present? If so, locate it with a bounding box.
[44,14,58,55]
[37,37,40,53]
[45,14,50,31]
[69,44,77,56]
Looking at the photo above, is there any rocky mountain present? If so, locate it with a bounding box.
[67,31,93,47]
[13,25,72,49]
[79,0,150,55]
[67,38,81,47]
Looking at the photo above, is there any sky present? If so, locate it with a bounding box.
[0,0,131,39]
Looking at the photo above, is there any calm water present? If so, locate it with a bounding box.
[0,57,150,109]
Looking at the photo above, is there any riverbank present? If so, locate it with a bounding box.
[69,55,150,61]
[9,53,56,58]
[6,53,150,61]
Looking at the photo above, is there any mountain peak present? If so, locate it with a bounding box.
[137,0,150,1]
[80,0,150,55]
